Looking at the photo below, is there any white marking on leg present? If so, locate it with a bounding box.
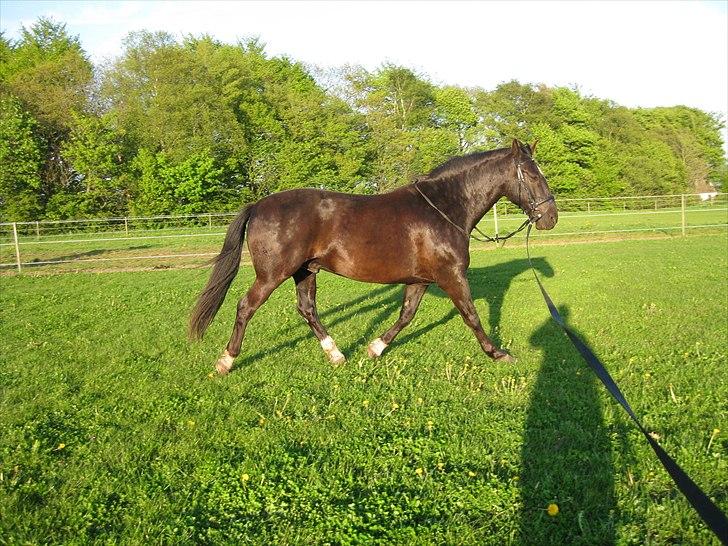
[368,337,388,358]
[320,336,345,364]
[321,336,335,352]
[215,350,234,375]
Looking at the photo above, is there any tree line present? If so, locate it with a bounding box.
[1,18,725,222]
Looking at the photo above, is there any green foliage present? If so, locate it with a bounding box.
[346,65,463,190]
[0,16,726,219]
[130,148,241,216]
[0,96,43,220]
[0,17,94,219]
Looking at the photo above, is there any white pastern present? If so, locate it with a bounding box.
[368,338,388,358]
[321,336,345,364]
[320,336,335,352]
[216,350,234,374]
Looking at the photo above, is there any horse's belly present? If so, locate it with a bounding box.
[312,236,432,284]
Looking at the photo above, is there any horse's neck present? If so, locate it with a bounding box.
[421,160,506,233]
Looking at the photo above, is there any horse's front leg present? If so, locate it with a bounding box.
[367,283,429,358]
[437,271,515,362]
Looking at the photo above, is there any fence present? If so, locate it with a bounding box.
[1,193,726,274]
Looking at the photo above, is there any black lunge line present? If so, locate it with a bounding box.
[525,223,728,544]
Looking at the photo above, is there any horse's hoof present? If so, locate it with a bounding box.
[215,351,234,374]
[329,350,346,365]
[494,352,516,363]
[367,338,388,358]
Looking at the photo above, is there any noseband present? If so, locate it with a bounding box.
[516,162,555,222]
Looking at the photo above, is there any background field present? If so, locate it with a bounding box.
[1,235,726,544]
[1,193,726,274]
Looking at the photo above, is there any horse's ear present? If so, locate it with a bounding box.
[530,139,539,155]
[511,139,521,156]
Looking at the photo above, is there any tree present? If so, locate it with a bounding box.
[0,96,43,220]
[51,113,128,217]
[0,18,93,216]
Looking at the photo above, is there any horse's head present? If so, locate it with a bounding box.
[505,139,558,230]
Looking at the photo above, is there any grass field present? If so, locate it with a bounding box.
[1,235,726,544]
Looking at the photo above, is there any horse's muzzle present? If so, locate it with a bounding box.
[534,208,558,230]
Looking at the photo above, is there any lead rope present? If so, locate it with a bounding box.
[525,223,728,544]
[413,182,530,244]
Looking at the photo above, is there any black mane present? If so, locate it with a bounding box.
[424,148,511,181]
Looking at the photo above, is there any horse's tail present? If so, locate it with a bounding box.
[188,204,254,340]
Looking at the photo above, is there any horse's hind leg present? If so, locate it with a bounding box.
[368,283,429,358]
[294,269,345,364]
[437,272,515,363]
[216,276,284,374]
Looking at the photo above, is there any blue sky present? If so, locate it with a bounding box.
[2,0,727,141]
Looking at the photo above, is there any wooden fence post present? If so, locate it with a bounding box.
[681,194,686,236]
[493,202,499,239]
[12,222,21,273]
[124,217,129,235]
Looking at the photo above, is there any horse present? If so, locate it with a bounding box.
[189,139,558,374]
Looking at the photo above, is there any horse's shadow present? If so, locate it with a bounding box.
[243,257,553,361]
[396,257,555,350]
[244,284,400,362]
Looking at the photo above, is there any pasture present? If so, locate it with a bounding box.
[1,235,726,544]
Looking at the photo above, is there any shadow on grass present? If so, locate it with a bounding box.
[519,306,616,544]
[26,245,154,265]
[242,284,401,363]
[241,257,554,362]
[238,257,554,364]
[397,257,554,350]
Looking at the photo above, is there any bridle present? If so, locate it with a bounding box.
[516,162,555,223]
[413,159,555,244]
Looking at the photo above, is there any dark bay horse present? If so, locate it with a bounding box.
[189,139,558,374]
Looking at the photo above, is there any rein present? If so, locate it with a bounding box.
[413,181,528,243]
[413,161,549,244]
[525,224,728,543]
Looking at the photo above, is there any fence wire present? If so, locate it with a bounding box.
[1,193,725,273]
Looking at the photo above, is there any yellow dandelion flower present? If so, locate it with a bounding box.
[426,420,434,431]
[187,420,196,428]
[207,372,215,379]
[362,399,369,408]
[468,471,476,477]
[417,397,424,405]
[55,443,65,451]
[708,428,721,450]
[391,402,399,411]
[415,467,424,476]
[437,462,445,471]
[547,503,559,516]
[241,473,250,482]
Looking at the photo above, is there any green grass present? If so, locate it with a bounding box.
[1,235,726,544]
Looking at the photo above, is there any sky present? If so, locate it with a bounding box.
[2,0,727,140]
